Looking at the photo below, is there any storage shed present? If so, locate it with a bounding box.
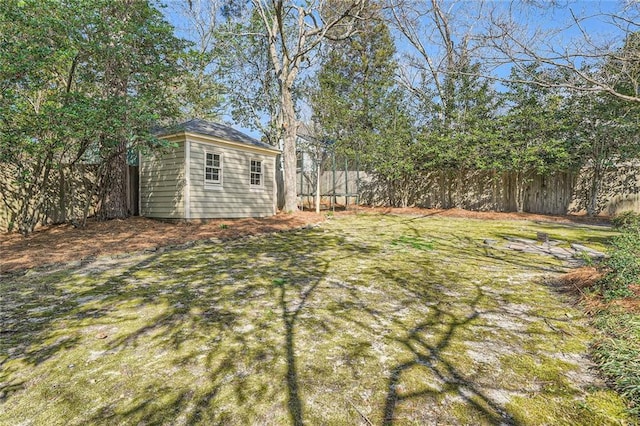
[140,119,280,220]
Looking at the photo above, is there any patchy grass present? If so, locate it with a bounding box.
[0,214,633,425]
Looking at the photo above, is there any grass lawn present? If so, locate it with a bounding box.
[0,213,634,425]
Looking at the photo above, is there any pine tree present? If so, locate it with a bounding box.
[312,10,417,206]
[498,65,572,212]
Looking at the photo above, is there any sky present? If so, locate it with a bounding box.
[159,0,637,139]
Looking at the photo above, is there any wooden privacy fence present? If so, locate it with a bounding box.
[297,170,363,208]
[2,161,638,231]
[0,164,139,232]
[298,166,640,216]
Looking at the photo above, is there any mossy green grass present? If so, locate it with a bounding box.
[0,214,632,425]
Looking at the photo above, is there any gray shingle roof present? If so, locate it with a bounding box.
[158,118,278,151]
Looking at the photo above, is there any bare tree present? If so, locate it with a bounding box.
[484,1,640,102]
[389,0,493,124]
[216,7,282,147]
[170,0,225,120]
[233,1,368,212]
[390,1,640,103]
[389,1,503,208]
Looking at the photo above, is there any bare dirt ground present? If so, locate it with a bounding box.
[1,212,324,273]
[1,207,608,274]
[557,266,640,313]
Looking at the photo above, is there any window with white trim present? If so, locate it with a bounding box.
[250,159,262,186]
[205,152,222,185]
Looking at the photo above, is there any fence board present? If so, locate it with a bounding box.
[0,165,143,231]
[298,167,640,216]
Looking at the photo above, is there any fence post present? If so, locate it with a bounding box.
[345,157,349,208]
[332,152,336,210]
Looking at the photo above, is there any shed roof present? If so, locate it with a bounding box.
[158,118,277,152]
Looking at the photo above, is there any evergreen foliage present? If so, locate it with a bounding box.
[312,11,418,206]
[0,0,184,232]
[600,211,640,300]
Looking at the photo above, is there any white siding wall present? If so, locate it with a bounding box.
[140,141,186,218]
[189,139,277,218]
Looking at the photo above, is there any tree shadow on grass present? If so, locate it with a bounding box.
[0,253,169,403]
[279,278,314,426]
[350,212,608,262]
[0,226,376,425]
[320,216,599,424]
[1,214,604,424]
[341,253,516,424]
[330,268,531,424]
[379,287,514,425]
[343,213,587,275]
[273,232,378,426]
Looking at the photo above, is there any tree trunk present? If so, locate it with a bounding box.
[281,86,299,212]
[446,169,454,208]
[491,170,498,210]
[315,157,321,214]
[400,177,409,208]
[438,171,445,208]
[454,169,464,208]
[19,150,54,235]
[98,141,129,219]
[515,171,525,213]
[59,166,66,224]
[586,165,602,217]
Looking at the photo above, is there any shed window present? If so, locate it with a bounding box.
[205,152,222,185]
[250,160,262,186]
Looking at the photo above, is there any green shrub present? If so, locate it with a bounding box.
[611,211,640,231]
[599,211,640,300]
[592,310,640,416]
[599,230,639,300]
